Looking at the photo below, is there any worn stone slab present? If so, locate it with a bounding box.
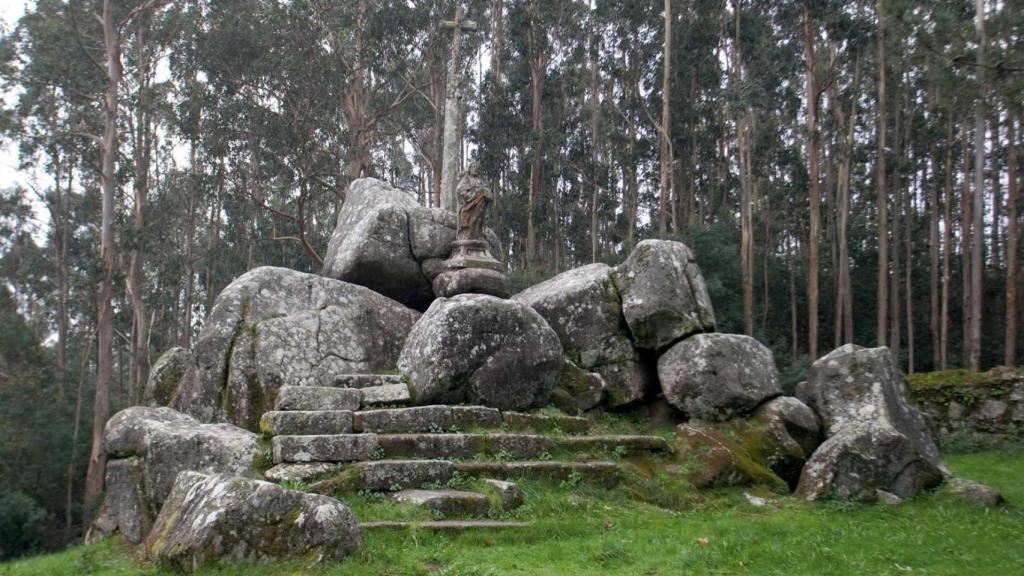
[454,461,619,486]
[351,460,455,491]
[360,384,411,407]
[376,433,486,459]
[264,462,341,483]
[486,434,556,459]
[361,520,530,531]
[325,374,405,389]
[260,411,354,436]
[354,406,454,433]
[275,386,361,412]
[450,406,502,430]
[553,435,669,455]
[502,412,589,434]
[391,489,490,517]
[272,434,379,463]
[482,479,524,510]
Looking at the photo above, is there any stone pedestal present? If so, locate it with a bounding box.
[433,240,509,298]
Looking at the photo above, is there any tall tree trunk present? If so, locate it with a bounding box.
[969,0,986,371]
[65,336,92,540]
[657,0,672,235]
[128,16,153,402]
[1007,117,1019,366]
[83,0,122,526]
[875,0,889,348]
[941,116,954,369]
[526,2,546,273]
[930,151,941,369]
[804,6,821,360]
[890,91,902,360]
[588,14,601,263]
[962,121,973,366]
[835,56,859,346]
[736,2,754,336]
[906,162,915,373]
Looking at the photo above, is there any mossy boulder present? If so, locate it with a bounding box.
[611,240,715,351]
[146,472,361,571]
[907,367,1024,446]
[671,396,819,491]
[145,347,189,406]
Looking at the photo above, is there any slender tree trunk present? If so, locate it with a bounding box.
[804,6,821,360]
[1007,117,1019,366]
[83,0,121,526]
[736,3,753,336]
[962,121,973,366]
[526,3,546,273]
[906,163,915,373]
[835,56,859,346]
[992,113,1001,272]
[890,94,902,360]
[875,0,889,348]
[930,151,941,368]
[588,16,601,263]
[941,117,954,369]
[65,336,93,540]
[128,16,153,402]
[658,0,672,235]
[969,0,986,371]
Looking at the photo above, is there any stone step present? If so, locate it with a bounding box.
[275,386,361,412]
[455,460,620,486]
[260,411,353,436]
[360,384,411,407]
[360,520,531,531]
[374,433,668,460]
[271,434,378,464]
[350,405,588,434]
[272,432,667,461]
[264,462,340,483]
[323,374,405,389]
[391,489,490,517]
[307,459,620,494]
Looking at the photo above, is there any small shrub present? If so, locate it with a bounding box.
[0,492,47,560]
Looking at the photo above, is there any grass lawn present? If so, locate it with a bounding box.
[4,449,1023,576]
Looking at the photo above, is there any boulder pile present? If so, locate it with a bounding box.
[87,176,1001,571]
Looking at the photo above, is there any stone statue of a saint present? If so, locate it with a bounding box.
[455,162,492,243]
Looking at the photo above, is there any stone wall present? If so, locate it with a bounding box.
[908,367,1024,447]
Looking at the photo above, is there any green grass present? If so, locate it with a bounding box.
[5,450,1024,576]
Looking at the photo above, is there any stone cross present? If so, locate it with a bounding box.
[439,7,477,213]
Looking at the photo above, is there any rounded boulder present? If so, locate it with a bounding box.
[398,295,564,411]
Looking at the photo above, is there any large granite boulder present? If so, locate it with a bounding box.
[171,267,419,430]
[515,264,651,407]
[611,240,715,350]
[322,178,501,309]
[93,407,261,544]
[144,347,189,406]
[146,472,361,571]
[796,345,947,501]
[657,333,781,421]
[398,294,563,411]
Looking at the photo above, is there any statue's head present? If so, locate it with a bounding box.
[466,161,480,176]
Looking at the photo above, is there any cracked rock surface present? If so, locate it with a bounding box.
[172,266,419,430]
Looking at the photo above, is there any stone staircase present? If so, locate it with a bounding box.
[259,375,670,531]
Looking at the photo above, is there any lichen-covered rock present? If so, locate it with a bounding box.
[658,333,781,421]
[554,361,606,414]
[171,267,419,430]
[946,477,1005,507]
[322,178,502,308]
[611,240,715,350]
[398,295,564,411]
[515,264,650,406]
[97,407,261,543]
[146,472,361,571]
[145,347,189,406]
[796,345,947,501]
